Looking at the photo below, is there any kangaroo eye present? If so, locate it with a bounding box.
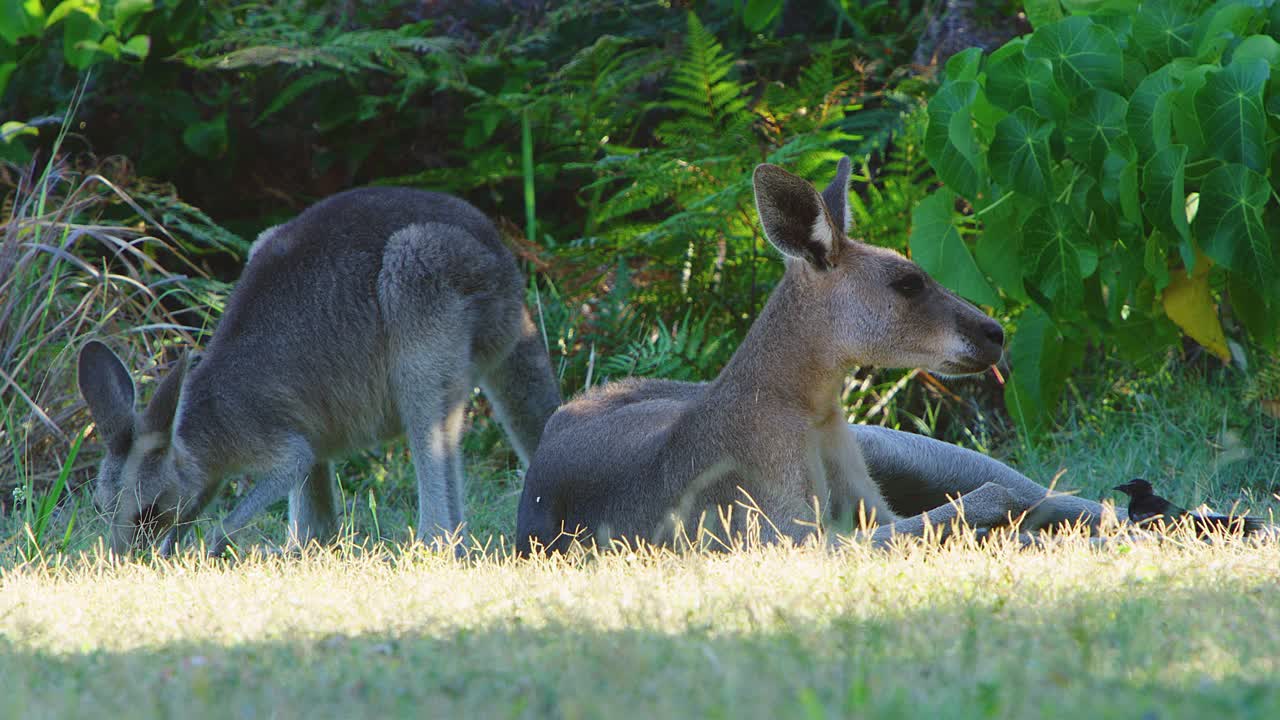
[890,274,925,298]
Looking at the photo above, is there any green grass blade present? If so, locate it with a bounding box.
[25,425,86,558]
[522,107,537,243]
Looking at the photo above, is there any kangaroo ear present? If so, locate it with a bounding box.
[753,163,841,270]
[143,352,191,434]
[820,156,854,235]
[78,340,136,448]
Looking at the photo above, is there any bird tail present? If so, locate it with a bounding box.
[1241,516,1268,535]
[1202,513,1268,535]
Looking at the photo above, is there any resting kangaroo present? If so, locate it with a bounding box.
[517,158,1108,554]
[78,187,561,555]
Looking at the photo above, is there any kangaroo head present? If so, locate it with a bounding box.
[77,340,194,554]
[752,158,1003,375]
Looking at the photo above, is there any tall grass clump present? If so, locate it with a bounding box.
[1,138,236,556]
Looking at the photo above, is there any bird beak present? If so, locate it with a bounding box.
[1113,484,1128,492]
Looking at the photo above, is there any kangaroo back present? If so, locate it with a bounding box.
[189,188,527,457]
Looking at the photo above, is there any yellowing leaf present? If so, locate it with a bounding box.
[1161,255,1229,361]
[1,121,38,143]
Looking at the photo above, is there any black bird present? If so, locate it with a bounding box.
[1114,478,1267,536]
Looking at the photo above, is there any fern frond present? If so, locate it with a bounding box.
[666,13,748,132]
[599,309,728,381]
[549,35,662,146]
[132,192,248,256]
[177,8,458,77]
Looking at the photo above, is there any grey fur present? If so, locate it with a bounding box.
[849,425,1120,531]
[516,159,1110,554]
[819,156,853,234]
[78,187,561,555]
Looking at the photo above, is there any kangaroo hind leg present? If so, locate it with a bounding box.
[393,344,473,551]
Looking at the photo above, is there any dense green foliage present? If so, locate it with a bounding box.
[921,0,1280,430]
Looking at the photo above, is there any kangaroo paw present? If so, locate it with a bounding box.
[862,482,1017,548]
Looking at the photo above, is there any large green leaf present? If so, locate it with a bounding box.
[1229,272,1278,349]
[984,41,1064,120]
[1100,230,1149,326]
[1062,0,1140,12]
[0,0,44,44]
[989,107,1055,200]
[1066,171,1097,220]
[1231,34,1280,70]
[1169,60,1213,158]
[1024,0,1064,29]
[1141,144,1191,243]
[62,9,105,69]
[1021,202,1097,311]
[1005,306,1082,433]
[1064,88,1129,172]
[44,0,98,28]
[975,199,1029,302]
[1093,13,1135,49]
[1026,16,1124,95]
[1193,0,1264,61]
[1100,144,1142,227]
[1126,65,1178,158]
[1194,163,1273,289]
[1084,179,1125,243]
[1195,57,1270,172]
[945,47,984,82]
[925,80,985,201]
[741,0,782,32]
[120,34,149,60]
[1132,0,1196,67]
[0,61,15,99]
[1144,231,1173,292]
[909,190,1002,308]
[111,0,154,35]
[968,85,1011,136]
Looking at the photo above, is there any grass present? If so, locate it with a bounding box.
[2,361,1278,718]
[1011,360,1280,516]
[2,532,1278,719]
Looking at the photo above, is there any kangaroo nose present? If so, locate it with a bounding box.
[984,321,1004,348]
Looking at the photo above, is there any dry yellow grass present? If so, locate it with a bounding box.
[3,530,1278,719]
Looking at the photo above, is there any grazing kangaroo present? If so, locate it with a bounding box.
[78,187,561,555]
[516,158,1108,554]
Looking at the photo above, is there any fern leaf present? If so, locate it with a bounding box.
[666,13,748,132]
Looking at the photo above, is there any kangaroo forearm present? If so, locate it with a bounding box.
[481,310,561,465]
[861,481,1016,547]
[850,425,1040,509]
[850,425,1118,527]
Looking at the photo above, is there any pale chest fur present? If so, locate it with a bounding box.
[805,421,882,523]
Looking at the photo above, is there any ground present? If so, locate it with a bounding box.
[3,535,1278,719]
[1,365,1277,719]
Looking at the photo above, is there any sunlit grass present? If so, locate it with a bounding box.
[2,391,1277,719]
[2,530,1278,719]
